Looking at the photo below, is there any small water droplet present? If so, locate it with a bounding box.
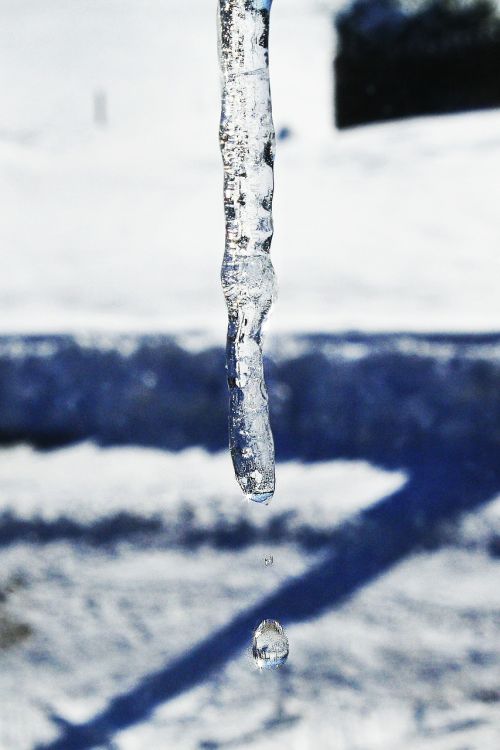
[264,554,273,566]
[246,490,274,505]
[252,619,289,670]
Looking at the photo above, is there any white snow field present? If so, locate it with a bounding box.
[0,445,500,750]
[0,0,499,335]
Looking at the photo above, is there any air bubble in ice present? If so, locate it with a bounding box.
[252,619,289,670]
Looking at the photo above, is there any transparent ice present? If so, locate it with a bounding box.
[252,619,289,670]
[218,0,277,504]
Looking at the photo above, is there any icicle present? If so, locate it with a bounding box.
[217,0,277,504]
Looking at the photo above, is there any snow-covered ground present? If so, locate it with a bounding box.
[0,445,499,750]
[1,2,500,749]
[0,0,498,334]
[0,443,406,527]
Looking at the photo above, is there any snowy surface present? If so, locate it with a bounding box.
[0,443,405,528]
[1,1,500,748]
[0,445,499,749]
[0,0,499,334]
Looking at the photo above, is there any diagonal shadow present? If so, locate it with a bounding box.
[36,446,500,750]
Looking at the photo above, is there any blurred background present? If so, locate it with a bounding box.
[0,0,499,748]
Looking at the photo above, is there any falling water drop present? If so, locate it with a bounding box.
[252,619,289,670]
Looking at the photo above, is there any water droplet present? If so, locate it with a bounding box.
[264,554,273,566]
[252,619,289,670]
[246,490,274,505]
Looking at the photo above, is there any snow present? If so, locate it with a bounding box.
[0,446,499,749]
[1,1,499,748]
[0,445,402,748]
[0,442,406,528]
[0,0,498,335]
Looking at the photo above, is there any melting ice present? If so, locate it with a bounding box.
[218,0,277,503]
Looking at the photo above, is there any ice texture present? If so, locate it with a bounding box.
[218,0,277,503]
